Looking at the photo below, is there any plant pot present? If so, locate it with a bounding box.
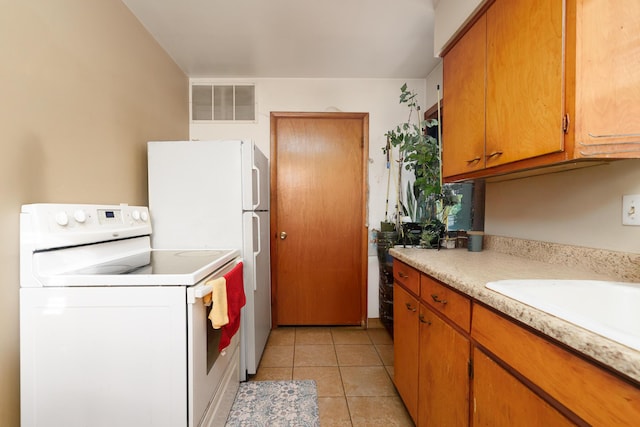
[419,219,446,249]
[376,231,398,267]
[400,222,423,247]
[380,221,396,232]
[441,238,456,249]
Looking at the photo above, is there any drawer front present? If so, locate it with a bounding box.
[421,275,471,332]
[472,304,640,426]
[393,260,420,296]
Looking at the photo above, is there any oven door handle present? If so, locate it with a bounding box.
[187,283,213,304]
[194,283,214,299]
[187,259,242,304]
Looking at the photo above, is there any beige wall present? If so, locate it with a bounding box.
[485,159,640,254]
[0,1,188,425]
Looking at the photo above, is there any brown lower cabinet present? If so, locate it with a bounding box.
[473,347,574,426]
[418,305,469,427]
[392,259,640,426]
[393,260,471,426]
[393,284,419,422]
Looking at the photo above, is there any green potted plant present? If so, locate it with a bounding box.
[384,83,458,248]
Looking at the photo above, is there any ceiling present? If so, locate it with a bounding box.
[122,0,441,78]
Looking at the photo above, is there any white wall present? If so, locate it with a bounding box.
[190,78,428,318]
[485,160,640,254]
[434,0,486,55]
[425,61,443,108]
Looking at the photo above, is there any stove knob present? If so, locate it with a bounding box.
[140,211,149,222]
[74,209,87,223]
[132,210,141,221]
[55,211,69,226]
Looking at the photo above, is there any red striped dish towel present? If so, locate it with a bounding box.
[218,262,245,352]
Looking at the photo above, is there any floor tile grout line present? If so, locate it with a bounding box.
[256,326,404,425]
[333,340,353,424]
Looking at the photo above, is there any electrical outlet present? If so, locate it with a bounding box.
[622,195,640,226]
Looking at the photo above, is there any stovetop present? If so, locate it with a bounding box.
[32,248,240,287]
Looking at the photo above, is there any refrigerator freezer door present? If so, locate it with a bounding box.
[242,141,270,212]
[148,141,243,250]
[241,211,271,378]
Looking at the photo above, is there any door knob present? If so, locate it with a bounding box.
[280,231,287,240]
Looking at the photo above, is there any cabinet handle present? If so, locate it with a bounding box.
[405,302,417,312]
[485,151,503,160]
[398,271,409,279]
[419,314,431,325]
[431,294,448,305]
[466,156,481,164]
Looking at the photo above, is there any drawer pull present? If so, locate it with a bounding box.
[466,156,481,164]
[485,150,503,160]
[398,271,409,279]
[431,294,448,305]
[419,314,431,325]
[405,302,417,312]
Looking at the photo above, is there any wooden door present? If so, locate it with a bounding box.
[393,284,420,424]
[270,112,368,326]
[443,14,487,178]
[418,305,470,427]
[485,0,564,167]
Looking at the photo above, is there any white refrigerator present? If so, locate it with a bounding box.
[147,140,271,381]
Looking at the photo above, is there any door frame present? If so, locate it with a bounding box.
[269,111,369,327]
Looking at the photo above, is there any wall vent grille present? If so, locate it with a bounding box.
[191,84,255,122]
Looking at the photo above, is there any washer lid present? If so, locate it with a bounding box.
[34,249,240,287]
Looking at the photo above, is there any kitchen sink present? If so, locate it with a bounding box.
[485,279,640,351]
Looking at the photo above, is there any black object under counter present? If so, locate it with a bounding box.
[376,231,397,338]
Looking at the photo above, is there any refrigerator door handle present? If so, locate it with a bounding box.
[253,213,261,291]
[253,165,261,210]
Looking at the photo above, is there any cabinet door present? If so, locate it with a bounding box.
[575,0,640,156]
[473,348,576,426]
[393,284,420,423]
[442,14,486,177]
[486,0,564,166]
[472,303,640,425]
[418,305,470,427]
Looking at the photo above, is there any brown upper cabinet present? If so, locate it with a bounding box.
[443,14,487,177]
[442,0,640,181]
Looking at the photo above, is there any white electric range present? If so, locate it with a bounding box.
[19,203,241,427]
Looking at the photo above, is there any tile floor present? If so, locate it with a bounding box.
[249,319,414,426]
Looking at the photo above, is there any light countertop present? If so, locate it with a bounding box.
[389,244,640,384]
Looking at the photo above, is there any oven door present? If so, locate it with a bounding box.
[186,259,240,427]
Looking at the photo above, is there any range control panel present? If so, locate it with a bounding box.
[21,203,152,251]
